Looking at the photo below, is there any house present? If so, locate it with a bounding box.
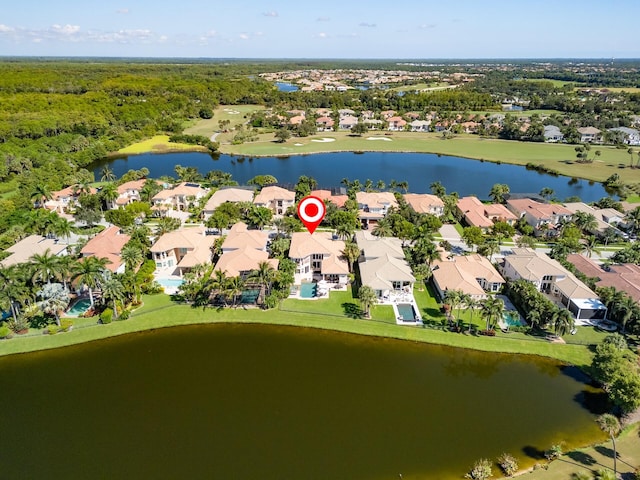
[501,248,607,321]
[380,110,397,120]
[356,231,414,299]
[80,226,131,273]
[151,182,209,213]
[253,186,295,216]
[338,115,358,130]
[409,120,431,132]
[607,127,640,145]
[457,196,517,231]
[289,232,349,287]
[151,226,218,276]
[214,222,276,278]
[46,185,98,213]
[361,110,375,120]
[567,254,640,303]
[431,254,505,301]
[363,119,384,130]
[506,198,572,236]
[0,235,68,268]
[563,202,626,237]
[543,125,564,143]
[403,193,444,216]
[109,179,163,210]
[404,112,421,121]
[203,187,254,219]
[356,191,398,230]
[577,126,602,143]
[310,189,348,208]
[459,121,479,134]
[387,116,407,131]
[316,116,335,131]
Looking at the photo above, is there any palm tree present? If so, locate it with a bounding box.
[100,182,119,209]
[72,256,109,307]
[372,217,393,237]
[596,413,621,477]
[37,283,70,327]
[120,243,144,272]
[444,289,463,324]
[572,211,598,234]
[488,183,510,204]
[342,241,360,274]
[412,264,431,291]
[249,261,277,306]
[210,269,230,306]
[613,295,635,333]
[0,265,29,322]
[29,249,61,285]
[480,296,505,332]
[30,183,53,208]
[100,166,116,183]
[466,297,481,333]
[357,285,377,318]
[552,309,575,337]
[100,273,126,319]
[430,181,446,198]
[226,276,245,308]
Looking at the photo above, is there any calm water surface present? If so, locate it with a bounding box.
[0,324,605,480]
[92,151,611,202]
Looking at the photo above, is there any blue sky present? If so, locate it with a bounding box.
[1,0,639,58]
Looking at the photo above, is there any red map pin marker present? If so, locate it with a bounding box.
[297,195,326,234]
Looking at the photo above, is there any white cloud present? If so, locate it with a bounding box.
[359,22,376,28]
[315,32,328,38]
[116,8,130,14]
[50,24,81,35]
[316,16,330,22]
[262,11,278,17]
[0,24,15,33]
[239,33,249,40]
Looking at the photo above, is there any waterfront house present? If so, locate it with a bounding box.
[457,196,517,231]
[151,226,217,276]
[214,222,276,279]
[543,125,564,143]
[607,127,640,145]
[431,254,505,301]
[253,186,295,216]
[0,235,68,268]
[151,182,209,213]
[567,254,640,303]
[387,116,407,131]
[409,120,431,132]
[338,115,358,130]
[563,202,626,237]
[46,185,98,213]
[506,198,572,237]
[356,191,398,230]
[310,189,348,208]
[289,232,349,287]
[203,187,254,220]
[80,226,130,273]
[577,126,602,143]
[403,193,444,216]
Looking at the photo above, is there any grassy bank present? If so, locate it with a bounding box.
[220,132,640,184]
[116,134,207,155]
[0,292,595,368]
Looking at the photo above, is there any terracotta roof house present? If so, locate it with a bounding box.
[404,193,444,216]
[151,182,209,213]
[45,185,98,213]
[563,202,626,237]
[361,110,375,120]
[380,110,397,119]
[214,246,278,279]
[338,115,359,130]
[151,226,217,276]
[405,112,421,121]
[431,254,505,300]
[0,235,68,268]
[253,186,295,216]
[577,126,602,143]
[355,231,414,299]
[501,248,606,321]
[457,197,517,231]
[80,226,131,273]
[289,232,349,287]
[221,222,269,253]
[356,191,398,230]
[506,198,572,237]
[310,189,348,208]
[567,254,640,303]
[203,187,254,219]
[387,116,407,131]
[316,116,335,131]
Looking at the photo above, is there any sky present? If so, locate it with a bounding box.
[1,0,639,59]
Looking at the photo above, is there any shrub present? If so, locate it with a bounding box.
[0,324,12,339]
[465,458,493,480]
[6,316,30,334]
[497,453,518,477]
[60,319,73,332]
[100,308,113,324]
[545,443,563,462]
[47,325,60,335]
[118,310,130,321]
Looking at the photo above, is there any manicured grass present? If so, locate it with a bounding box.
[517,424,640,480]
[221,131,640,183]
[389,82,452,92]
[117,135,206,155]
[184,105,265,138]
[625,194,640,203]
[0,291,598,368]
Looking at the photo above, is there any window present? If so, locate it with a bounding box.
[312,253,323,260]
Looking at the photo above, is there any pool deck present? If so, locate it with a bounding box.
[63,295,93,318]
[154,274,184,295]
[379,292,422,326]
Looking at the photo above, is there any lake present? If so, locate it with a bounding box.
[92,151,612,202]
[0,324,605,480]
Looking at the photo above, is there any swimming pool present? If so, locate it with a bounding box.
[156,278,184,288]
[503,311,524,327]
[300,283,317,299]
[66,298,92,317]
[397,303,417,321]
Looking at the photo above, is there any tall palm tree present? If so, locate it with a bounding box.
[596,413,621,476]
[0,265,29,322]
[100,166,116,183]
[466,297,481,333]
[100,182,119,209]
[357,285,377,318]
[444,289,463,324]
[210,269,230,306]
[120,243,144,272]
[552,309,575,337]
[37,283,70,327]
[100,273,126,319]
[342,241,360,273]
[72,256,109,307]
[30,183,53,208]
[613,295,636,333]
[29,249,61,285]
[480,296,505,332]
[372,217,393,237]
[226,276,245,308]
[249,261,277,306]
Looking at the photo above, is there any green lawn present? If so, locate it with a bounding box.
[184,105,265,139]
[116,134,207,155]
[221,131,640,184]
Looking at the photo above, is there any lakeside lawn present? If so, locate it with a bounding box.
[116,134,207,155]
[220,131,640,184]
[184,104,265,139]
[0,288,597,369]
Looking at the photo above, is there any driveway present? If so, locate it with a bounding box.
[439,224,462,243]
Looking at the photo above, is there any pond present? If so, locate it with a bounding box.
[92,151,612,202]
[0,324,606,480]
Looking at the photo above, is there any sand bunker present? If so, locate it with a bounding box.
[223,108,241,115]
[311,137,336,143]
[367,137,393,141]
[294,143,303,146]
